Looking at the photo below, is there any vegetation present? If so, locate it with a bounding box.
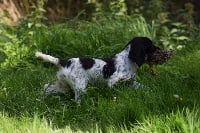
[0,1,200,132]
[1,0,200,25]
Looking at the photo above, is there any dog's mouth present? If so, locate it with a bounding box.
[147,49,175,65]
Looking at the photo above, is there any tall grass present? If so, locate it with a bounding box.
[0,15,200,132]
[0,108,199,132]
[0,15,156,67]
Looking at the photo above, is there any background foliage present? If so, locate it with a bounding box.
[1,0,200,66]
[0,0,200,24]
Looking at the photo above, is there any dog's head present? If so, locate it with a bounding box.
[128,37,174,67]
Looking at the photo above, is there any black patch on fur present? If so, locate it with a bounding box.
[79,57,95,70]
[127,37,159,67]
[102,57,116,79]
[59,59,72,67]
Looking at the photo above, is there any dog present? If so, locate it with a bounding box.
[36,37,174,104]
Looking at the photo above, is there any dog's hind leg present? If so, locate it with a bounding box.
[43,80,70,97]
[71,79,87,105]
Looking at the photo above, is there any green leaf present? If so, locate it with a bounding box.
[170,28,178,33]
[176,36,190,40]
[28,23,33,28]
[35,23,42,27]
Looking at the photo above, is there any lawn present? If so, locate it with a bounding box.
[0,16,200,132]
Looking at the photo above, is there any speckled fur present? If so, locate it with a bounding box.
[36,37,172,104]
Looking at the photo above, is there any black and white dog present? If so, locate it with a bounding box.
[36,37,172,104]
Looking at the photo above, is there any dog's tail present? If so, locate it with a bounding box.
[35,51,59,65]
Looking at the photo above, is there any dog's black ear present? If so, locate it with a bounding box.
[128,41,146,67]
[128,37,154,67]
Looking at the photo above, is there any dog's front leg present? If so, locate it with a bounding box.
[132,75,141,89]
[108,75,120,88]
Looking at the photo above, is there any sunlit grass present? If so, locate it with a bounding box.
[0,16,200,132]
[0,108,199,133]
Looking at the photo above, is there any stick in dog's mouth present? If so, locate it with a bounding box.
[147,49,175,76]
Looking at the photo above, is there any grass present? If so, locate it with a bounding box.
[0,15,200,132]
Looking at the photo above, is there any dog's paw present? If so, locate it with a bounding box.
[44,83,50,90]
[133,81,141,89]
[41,83,52,97]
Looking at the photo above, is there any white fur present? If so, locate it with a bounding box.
[36,46,140,104]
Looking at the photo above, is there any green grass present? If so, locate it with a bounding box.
[0,16,200,132]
